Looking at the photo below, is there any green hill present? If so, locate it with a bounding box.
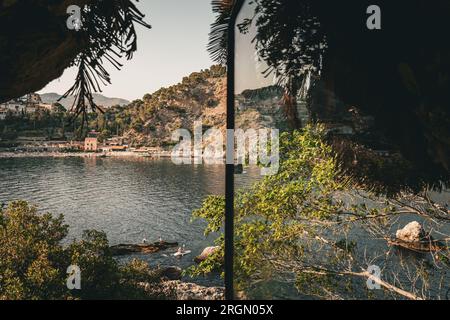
[109,65,286,147]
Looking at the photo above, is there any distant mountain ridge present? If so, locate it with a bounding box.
[40,93,129,109]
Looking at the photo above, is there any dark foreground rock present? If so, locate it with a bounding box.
[139,281,224,300]
[110,241,178,256]
[157,266,182,281]
[387,238,447,252]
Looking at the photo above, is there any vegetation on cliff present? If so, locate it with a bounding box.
[116,65,228,147]
[84,65,284,147]
[0,104,67,142]
[0,65,286,146]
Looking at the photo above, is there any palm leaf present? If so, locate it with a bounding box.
[208,0,235,65]
[61,0,151,127]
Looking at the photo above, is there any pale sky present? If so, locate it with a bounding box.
[39,0,216,101]
[235,0,273,93]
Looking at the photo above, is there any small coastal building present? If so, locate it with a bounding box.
[25,105,37,113]
[0,93,63,118]
[0,100,26,116]
[16,136,47,143]
[27,93,42,104]
[99,145,111,152]
[100,145,127,152]
[67,141,84,151]
[105,136,125,146]
[38,103,53,111]
[110,145,127,152]
[84,137,98,152]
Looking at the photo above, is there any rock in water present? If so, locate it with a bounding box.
[194,246,220,264]
[395,221,425,243]
[110,241,178,256]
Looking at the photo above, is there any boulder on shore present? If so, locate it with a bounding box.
[395,221,426,243]
[110,241,178,256]
[194,246,220,264]
[390,221,447,252]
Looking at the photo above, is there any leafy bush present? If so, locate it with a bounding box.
[0,201,163,300]
[189,125,344,283]
[189,125,449,299]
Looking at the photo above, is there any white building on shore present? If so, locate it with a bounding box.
[0,93,56,120]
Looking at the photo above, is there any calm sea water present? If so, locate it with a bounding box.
[0,157,260,287]
[0,157,448,297]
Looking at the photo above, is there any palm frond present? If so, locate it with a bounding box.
[60,0,151,126]
[252,0,326,87]
[207,0,235,65]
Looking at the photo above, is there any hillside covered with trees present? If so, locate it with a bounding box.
[88,65,286,147]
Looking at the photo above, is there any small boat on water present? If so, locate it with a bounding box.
[173,250,191,257]
[173,244,191,257]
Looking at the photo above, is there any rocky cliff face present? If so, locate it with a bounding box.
[236,86,287,131]
[120,66,286,147]
[121,66,227,147]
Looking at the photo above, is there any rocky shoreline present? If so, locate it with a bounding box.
[111,241,224,300]
[139,280,224,300]
[143,265,224,300]
[0,151,172,159]
[0,150,226,300]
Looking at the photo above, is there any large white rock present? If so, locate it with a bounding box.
[194,246,220,263]
[396,221,425,243]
